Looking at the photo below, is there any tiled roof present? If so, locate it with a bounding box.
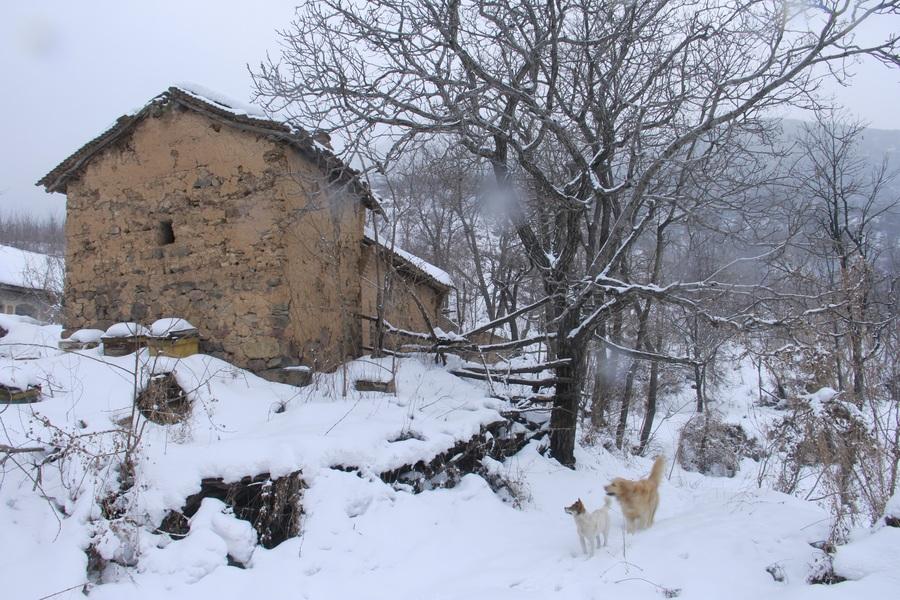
[36,85,380,211]
[363,229,454,293]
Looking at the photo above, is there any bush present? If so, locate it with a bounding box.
[678,413,760,477]
[136,373,190,424]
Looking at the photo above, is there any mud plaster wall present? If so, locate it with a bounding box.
[359,245,447,349]
[64,105,364,370]
[279,150,364,370]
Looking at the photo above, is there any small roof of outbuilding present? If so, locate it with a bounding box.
[36,84,381,211]
[0,245,60,293]
[363,229,454,293]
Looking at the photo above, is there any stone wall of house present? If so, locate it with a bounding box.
[359,245,448,350]
[64,105,364,370]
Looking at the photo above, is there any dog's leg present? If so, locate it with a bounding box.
[579,535,587,555]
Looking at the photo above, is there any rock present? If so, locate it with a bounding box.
[257,366,312,388]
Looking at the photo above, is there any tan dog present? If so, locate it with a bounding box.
[604,456,665,532]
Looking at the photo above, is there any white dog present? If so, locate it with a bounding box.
[564,497,611,556]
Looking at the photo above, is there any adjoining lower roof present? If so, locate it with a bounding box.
[36,84,381,211]
[0,244,61,293]
[363,228,454,293]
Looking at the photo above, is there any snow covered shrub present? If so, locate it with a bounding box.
[479,456,532,508]
[807,552,847,585]
[136,372,190,425]
[677,413,759,477]
[765,563,786,582]
[885,491,900,528]
[758,346,836,407]
[771,388,871,473]
[158,471,305,550]
[764,387,894,542]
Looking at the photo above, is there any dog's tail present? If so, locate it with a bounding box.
[649,455,666,486]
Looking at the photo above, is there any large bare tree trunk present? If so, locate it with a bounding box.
[590,338,608,429]
[833,320,845,392]
[637,334,662,455]
[694,363,705,413]
[615,360,638,450]
[616,299,653,448]
[549,303,586,467]
[845,260,867,406]
[849,324,866,405]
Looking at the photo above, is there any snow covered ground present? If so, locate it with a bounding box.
[0,315,896,599]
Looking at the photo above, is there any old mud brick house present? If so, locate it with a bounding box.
[38,85,452,371]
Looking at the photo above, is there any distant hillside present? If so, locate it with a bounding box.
[779,118,899,259]
[780,118,900,166]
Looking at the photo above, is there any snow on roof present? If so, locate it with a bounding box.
[104,322,151,338]
[173,82,269,121]
[0,245,58,291]
[364,228,454,290]
[68,329,105,344]
[150,317,196,337]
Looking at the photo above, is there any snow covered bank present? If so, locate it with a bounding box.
[1,318,896,599]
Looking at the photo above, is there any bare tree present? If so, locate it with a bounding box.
[254,0,899,465]
[0,212,65,254]
[386,143,535,334]
[794,113,896,404]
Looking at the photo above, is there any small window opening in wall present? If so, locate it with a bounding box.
[157,220,175,245]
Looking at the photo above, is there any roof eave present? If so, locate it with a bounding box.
[35,87,383,213]
[361,237,454,293]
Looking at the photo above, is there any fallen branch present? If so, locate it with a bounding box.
[595,335,700,366]
[475,333,555,353]
[459,358,571,375]
[361,345,415,358]
[0,444,45,455]
[361,316,554,357]
[500,408,552,418]
[450,369,566,388]
[406,286,440,342]
[358,315,435,341]
[461,296,550,339]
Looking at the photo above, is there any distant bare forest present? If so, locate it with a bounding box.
[0,212,65,255]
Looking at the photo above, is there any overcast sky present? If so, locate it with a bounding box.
[1,1,899,220]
